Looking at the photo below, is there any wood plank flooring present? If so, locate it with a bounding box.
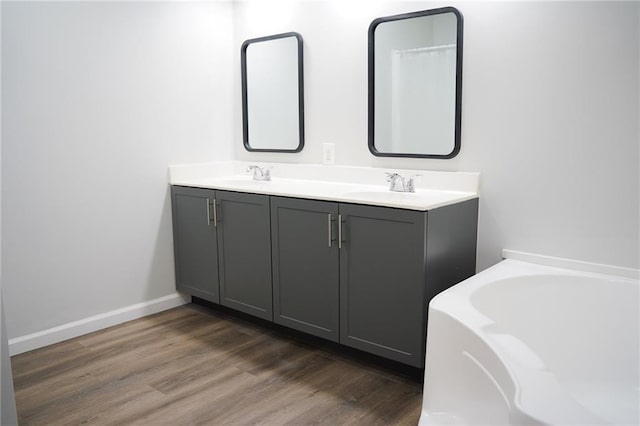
[11,304,423,425]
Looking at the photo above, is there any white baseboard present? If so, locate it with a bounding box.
[9,293,190,356]
[502,249,639,279]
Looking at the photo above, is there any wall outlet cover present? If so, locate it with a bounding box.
[322,143,335,165]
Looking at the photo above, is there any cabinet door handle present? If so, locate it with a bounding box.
[206,198,212,226]
[328,214,333,247]
[212,199,218,227]
[338,214,343,249]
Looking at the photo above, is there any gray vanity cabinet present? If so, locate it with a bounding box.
[172,183,478,368]
[339,204,427,367]
[217,191,273,321]
[340,199,478,367]
[171,186,220,303]
[171,187,273,320]
[270,198,478,368]
[271,197,340,342]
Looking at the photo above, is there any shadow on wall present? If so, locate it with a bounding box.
[144,185,178,302]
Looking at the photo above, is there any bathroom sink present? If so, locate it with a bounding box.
[344,191,418,202]
[208,177,270,187]
[341,189,471,209]
[221,178,269,185]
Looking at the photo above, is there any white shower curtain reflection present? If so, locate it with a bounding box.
[391,45,456,155]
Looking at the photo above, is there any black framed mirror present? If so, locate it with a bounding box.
[368,7,463,158]
[241,32,304,152]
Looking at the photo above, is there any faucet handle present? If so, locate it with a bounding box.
[247,165,260,180]
[385,172,400,182]
[407,174,421,192]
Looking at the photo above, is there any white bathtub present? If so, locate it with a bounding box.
[419,258,639,426]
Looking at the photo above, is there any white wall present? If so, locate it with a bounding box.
[234,1,639,271]
[1,0,638,349]
[1,1,234,339]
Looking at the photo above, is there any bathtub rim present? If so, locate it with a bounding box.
[425,256,639,425]
[502,249,639,279]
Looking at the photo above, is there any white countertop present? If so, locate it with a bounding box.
[169,161,479,211]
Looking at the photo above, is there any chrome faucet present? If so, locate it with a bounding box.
[385,172,420,193]
[247,165,271,181]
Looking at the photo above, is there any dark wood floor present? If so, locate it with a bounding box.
[12,304,423,425]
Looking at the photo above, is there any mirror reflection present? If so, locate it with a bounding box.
[242,32,304,152]
[369,8,463,158]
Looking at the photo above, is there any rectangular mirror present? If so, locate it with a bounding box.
[369,7,463,158]
[242,32,304,152]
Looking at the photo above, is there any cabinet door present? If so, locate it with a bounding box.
[171,186,220,303]
[217,191,273,320]
[271,197,339,342]
[339,203,427,367]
